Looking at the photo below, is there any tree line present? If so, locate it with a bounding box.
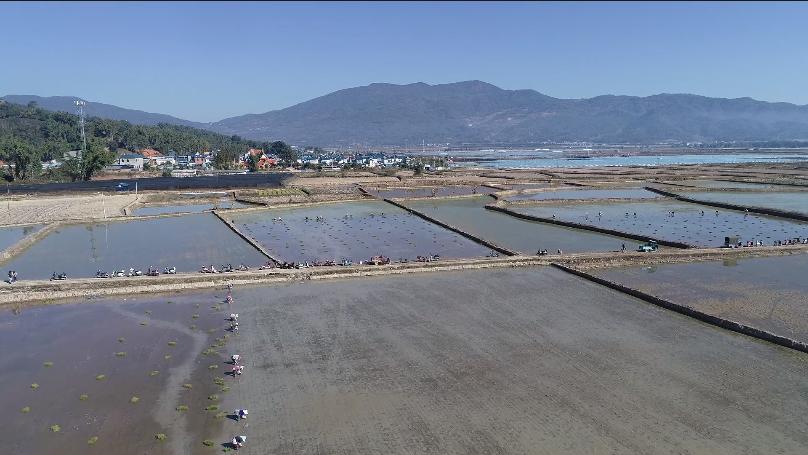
[0,101,298,181]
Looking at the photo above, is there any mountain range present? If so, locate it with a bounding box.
[6,81,808,145]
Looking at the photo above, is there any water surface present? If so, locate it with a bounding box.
[513,199,808,247]
[680,191,808,215]
[132,200,250,216]
[507,188,660,202]
[461,153,808,169]
[405,197,636,254]
[598,254,808,344]
[366,185,496,199]
[230,200,490,263]
[1,214,267,279]
[0,224,42,252]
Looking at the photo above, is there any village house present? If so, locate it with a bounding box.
[116,153,145,170]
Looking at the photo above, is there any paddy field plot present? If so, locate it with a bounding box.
[0,214,266,279]
[513,199,808,247]
[230,200,490,263]
[597,253,808,345]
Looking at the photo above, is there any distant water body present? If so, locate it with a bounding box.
[457,153,808,169]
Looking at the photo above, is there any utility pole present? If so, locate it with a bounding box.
[75,100,87,160]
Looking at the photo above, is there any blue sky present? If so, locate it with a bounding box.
[2,1,807,122]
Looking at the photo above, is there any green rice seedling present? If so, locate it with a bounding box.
[208,364,218,370]
[155,433,167,441]
[182,383,193,389]
[49,424,61,432]
[21,406,31,413]
[202,439,215,446]
[207,328,217,334]
[192,314,200,319]
[87,436,99,445]
[219,386,230,393]
[149,370,160,377]
[130,396,140,404]
[139,321,148,326]
[95,374,106,381]
[167,341,177,346]
[189,324,197,330]
[213,378,225,386]
[175,405,188,412]
[202,348,216,356]
[145,310,152,315]
[167,300,174,305]
[115,352,127,357]
[204,404,219,412]
[30,383,39,390]
[207,394,219,401]
[164,354,172,360]
[79,394,89,401]
[43,361,53,367]
[118,337,126,343]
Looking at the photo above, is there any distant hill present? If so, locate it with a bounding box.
[210,81,808,145]
[9,82,808,145]
[1,95,206,129]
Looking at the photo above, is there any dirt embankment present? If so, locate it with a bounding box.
[0,193,139,226]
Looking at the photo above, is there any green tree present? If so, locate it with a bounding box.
[2,138,41,180]
[80,139,115,181]
[269,141,297,164]
[246,153,259,172]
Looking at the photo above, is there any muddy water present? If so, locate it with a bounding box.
[514,199,808,247]
[216,268,808,454]
[405,197,635,254]
[598,254,808,344]
[507,188,660,201]
[0,292,233,454]
[680,190,808,215]
[0,224,41,251]
[365,185,496,199]
[132,200,251,216]
[1,214,267,279]
[230,201,489,263]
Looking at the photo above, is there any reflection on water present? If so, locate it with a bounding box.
[515,199,808,247]
[0,224,42,251]
[507,188,659,202]
[404,197,635,254]
[366,186,497,199]
[1,214,266,279]
[681,191,808,215]
[132,200,250,216]
[598,254,808,344]
[231,201,489,263]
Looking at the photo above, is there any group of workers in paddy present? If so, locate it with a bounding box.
[225,282,249,450]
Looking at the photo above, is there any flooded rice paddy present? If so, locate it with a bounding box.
[365,185,496,199]
[513,199,808,247]
[0,291,233,454]
[132,200,251,216]
[1,214,267,279]
[663,180,780,190]
[506,188,660,202]
[404,197,636,253]
[230,200,490,263]
[598,254,808,344]
[679,190,808,215]
[178,268,808,453]
[0,224,41,252]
